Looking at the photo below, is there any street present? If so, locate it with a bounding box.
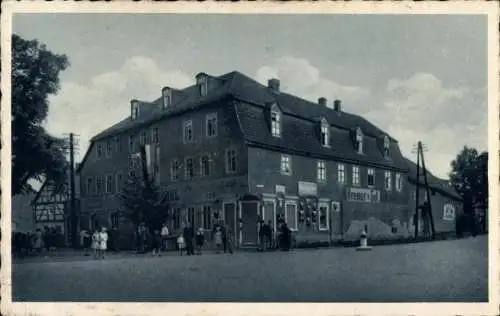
[12,236,488,302]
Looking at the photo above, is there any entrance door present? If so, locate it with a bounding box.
[223,202,237,235]
[241,202,259,245]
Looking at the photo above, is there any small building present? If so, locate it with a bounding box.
[404,158,463,237]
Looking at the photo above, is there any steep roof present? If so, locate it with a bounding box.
[82,70,408,171]
[404,157,462,201]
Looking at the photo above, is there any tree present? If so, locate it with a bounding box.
[449,146,488,213]
[118,172,168,231]
[11,34,70,196]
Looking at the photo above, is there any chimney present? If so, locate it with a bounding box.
[334,99,342,112]
[268,78,280,93]
[318,97,327,107]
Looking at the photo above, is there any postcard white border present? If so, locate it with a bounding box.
[1,1,499,316]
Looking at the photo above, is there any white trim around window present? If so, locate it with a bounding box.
[280,154,292,175]
[318,201,329,231]
[284,200,298,231]
[183,120,193,143]
[384,171,392,191]
[337,163,345,184]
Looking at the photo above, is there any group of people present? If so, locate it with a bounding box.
[176,221,234,256]
[12,226,65,257]
[259,220,292,251]
[79,227,108,259]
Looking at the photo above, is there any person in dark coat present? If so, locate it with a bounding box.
[280,222,291,251]
[183,223,195,255]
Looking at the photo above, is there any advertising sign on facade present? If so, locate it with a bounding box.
[298,181,318,196]
[346,187,381,203]
[443,204,456,221]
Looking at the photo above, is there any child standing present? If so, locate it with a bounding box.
[99,227,108,259]
[195,228,205,255]
[177,233,185,256]
[214,226,223,253]
[92,230,100,259]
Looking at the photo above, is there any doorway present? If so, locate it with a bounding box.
[240,201,259,245]
[223,202,237,236]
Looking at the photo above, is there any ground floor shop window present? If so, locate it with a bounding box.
[285,202,298,231]
[318,203,329,231]
[203,205,212,230]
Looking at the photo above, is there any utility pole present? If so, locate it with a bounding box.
[69,133,78,248]
[412,141,436,240]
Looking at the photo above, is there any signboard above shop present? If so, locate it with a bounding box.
[298,181,318,196]
[346,187,381,203]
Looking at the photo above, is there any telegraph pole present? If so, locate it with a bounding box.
[69,133,78,248]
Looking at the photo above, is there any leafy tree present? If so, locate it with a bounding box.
[11,34,70,196]
[449,146,488,213]
[118,172,168,231]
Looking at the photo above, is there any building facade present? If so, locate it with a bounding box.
[77,71,460,248]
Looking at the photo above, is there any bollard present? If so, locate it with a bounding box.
[356,229,372,251]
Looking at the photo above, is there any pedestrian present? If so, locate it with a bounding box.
[221,224,228,253]
[99,227,108,259]
[214,226,223,253]
[195,228,205,255]
[80,229,91,256]
[177,233,185,256]
[260,221,272,251]
[183,223,194,256]
[152,230,161,256]
[161,222,170,252]
[280,222,291,251]
[92,229,100,258]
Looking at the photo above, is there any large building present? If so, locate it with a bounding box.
[77,71,461,248]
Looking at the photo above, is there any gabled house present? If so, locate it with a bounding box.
[77,70,454,247]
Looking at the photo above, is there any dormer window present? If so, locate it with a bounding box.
[355,127,364,154]
[131,100,140,120]
[383,135,390,159]
[162,87,172,109]
[320,118,329,147]
[270,104,281,137]
[196,74,208,97]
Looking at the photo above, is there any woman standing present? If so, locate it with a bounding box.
[92,229,100,258]
[99,227,108,259]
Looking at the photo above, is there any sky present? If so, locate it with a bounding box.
[13,13,488,180]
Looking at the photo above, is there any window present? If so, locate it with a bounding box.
[318,203,329,231]
[320,120,329,147]
[87,178,94,195]
[285,202,298,231]
[383,135,390,159]
[106,175,113,194]
[384,171,392,191]
[115,136,121,153]
[183,120,193,143]
[206,113,218,137]
[131,102,139,119]
[154,145,160,184]
[412,191,416,201]
[201,154,211,177]
[281,154,292,175]
[197,75,208,96]
[152,127,159,144]
[271,108,281,137]
[162,88,172,109]
[140,130,148,145]
[96,143,103,159]
[187,207,195,227]
[395,173,403,192]
[367,168,375,187]
[185,157,194,180]
[337,164,345,184]
[128,135,135,153]
[116,173,123,193]
[203,205,212,229]
[225,148,237,174]
[355,127,363,154]
[110,212,120,229]
[317,160,326,182]
[171,159,180,181]
[352,166,360,186]
[96,176,104,194]
[106,140,112,158]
